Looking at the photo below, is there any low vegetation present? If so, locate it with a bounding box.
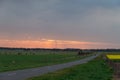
[0,49,93,72]
[27,56,113,80]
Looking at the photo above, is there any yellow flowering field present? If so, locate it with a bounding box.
[106,55,120,59]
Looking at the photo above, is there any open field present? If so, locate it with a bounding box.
[0,54,99,80]
[106,54,120,60]
[105,53,120,79]
[0,49,93,72]
[27,56,113,80]
[106,54,120,62]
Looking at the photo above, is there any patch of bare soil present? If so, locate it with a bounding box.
[113,75,120,80]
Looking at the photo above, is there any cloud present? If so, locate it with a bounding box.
[0,0,120,48]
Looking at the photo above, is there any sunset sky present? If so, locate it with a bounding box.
[0,0,120,49]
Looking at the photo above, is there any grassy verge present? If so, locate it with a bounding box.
[27,56,113,80]
[0,51,93,72]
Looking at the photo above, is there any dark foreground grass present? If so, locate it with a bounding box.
[0,50,93,72]
[27,57,113,80]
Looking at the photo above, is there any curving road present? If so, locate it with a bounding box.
[0,53,101,80]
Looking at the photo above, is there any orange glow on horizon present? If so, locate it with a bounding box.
[0,39,118,49]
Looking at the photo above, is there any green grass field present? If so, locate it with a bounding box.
[27,56,113,80]
[0,50,93,72]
